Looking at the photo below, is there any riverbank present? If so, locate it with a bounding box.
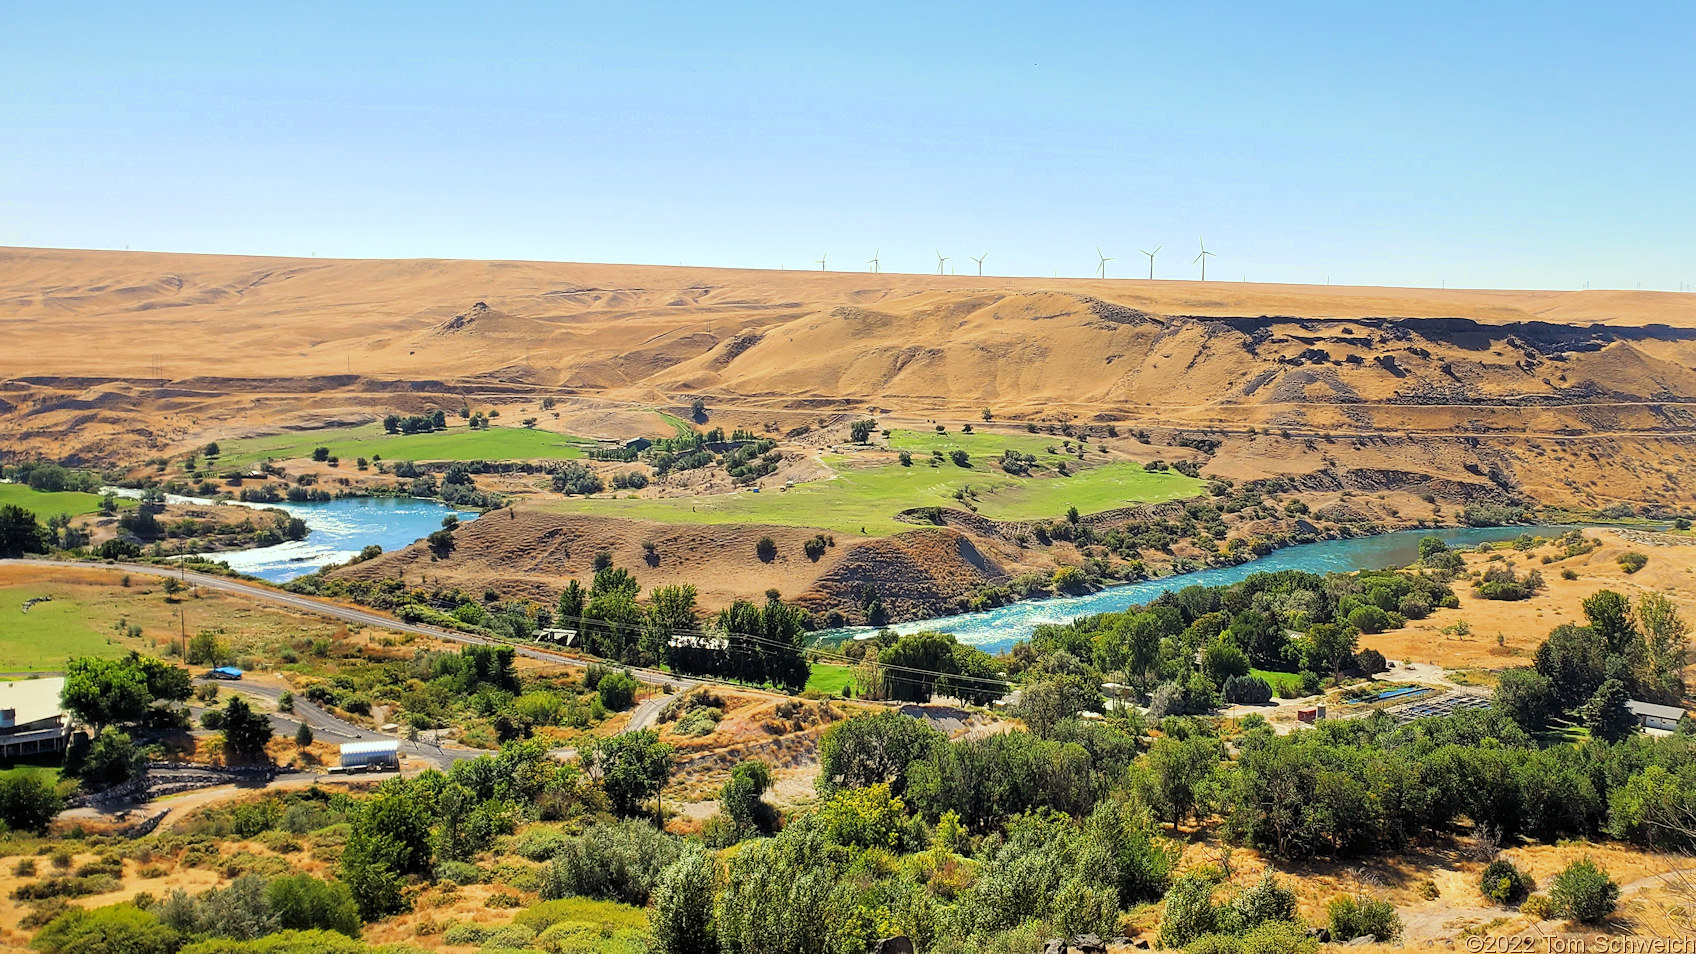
[814,523,1590,651]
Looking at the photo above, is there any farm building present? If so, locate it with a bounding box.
[1626,699,1687,732]
[338,740,400,772]
[0,677,71,758]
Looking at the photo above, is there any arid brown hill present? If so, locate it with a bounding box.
[3,246,1695,512]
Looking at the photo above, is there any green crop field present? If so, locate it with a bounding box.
[0,483,124,518]
[216,423,597,468]
[805,663,855,696]
[888,427,1086,461]
[0,583,133,671]
[540,432,1202,535]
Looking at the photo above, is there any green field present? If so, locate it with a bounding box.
[1250,668,1303,695]
[0,483,123,519]
[0,584,133,671]
[540,431,1202,535]
[216,423,597,468]
[805,663,855,696]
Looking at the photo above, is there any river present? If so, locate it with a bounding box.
[830,524,1580,652]
[105,489,476,583]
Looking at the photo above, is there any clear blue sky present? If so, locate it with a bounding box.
[4,2,1692,290]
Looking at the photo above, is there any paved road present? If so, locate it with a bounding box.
[195,677,470,770]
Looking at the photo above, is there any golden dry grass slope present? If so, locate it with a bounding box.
[5,246,1696,510]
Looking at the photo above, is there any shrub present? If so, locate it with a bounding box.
[31,903,177,954]
[1157,873,1219,948]
[1222,675,1273,705]
[1346,605,1391,634]
[597,670,639,711]
[1328,894,1401,942]
[1618,551,1648,574]
[442,922,494,945]
[512,827,571,862]
[1550,857,1619,923]
[266,874,361,936]
[1480,859,1535,906]
[538,819,681,906]
[755,537,777,562]
[0,773,64,834]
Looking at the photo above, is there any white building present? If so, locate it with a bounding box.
[0,677,71,759]
[1626,700,1687,732]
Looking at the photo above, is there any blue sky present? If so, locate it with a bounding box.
[3,2,1692,289]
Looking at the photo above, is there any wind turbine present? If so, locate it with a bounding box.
[970,252,987,276]
[935,250,950,275]
[1193,238,1215,281]
[815,252,827,272]
[1140,245,1162,280]
[867,249,880,273]
[1096,247,1114,279]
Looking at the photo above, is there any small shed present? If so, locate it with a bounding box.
[339,740,400,772]
[1627,700,1687,732]
[208,666,245,680]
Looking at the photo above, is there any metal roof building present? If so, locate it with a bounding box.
[0,677,71,758]
[338,740,400,771]
[1627,700,1688,731]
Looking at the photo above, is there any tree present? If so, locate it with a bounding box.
[221,695,274,762]
[1494,667,1556,732]
[1583,590,1639,654]
[597,670,639,711]
[1146,731,1223,826]
[1536,623,1609,713]
[61,656,151,732]
[557,579,586,623]
[1201,641,1250,685]
[266,874,361,936]
[816,710,943,796]
[589,730,673,816]
[644,583,698,663]
[651,845,719,954]
[849,419,876,443]
[1017,673,1103,738]
[341,780,434,918]
[1550,857,1619,923]
[295,723,314,748]
[1306,623,1358,681]
[31,904,177,954]
[720,759,774,835]
[1582,678,1636,744]
[1636,591,1689,704]
[0,505,47,557]
[0,772,64,833]
[879,631,957,702]
[71,726,142,787]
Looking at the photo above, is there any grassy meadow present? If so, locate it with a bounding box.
[540,428,1203,535]
[0,483,125,518]
[215,422,597,468]
[804,663,855,696]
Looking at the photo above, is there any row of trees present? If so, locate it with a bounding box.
[556,564,812,692]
